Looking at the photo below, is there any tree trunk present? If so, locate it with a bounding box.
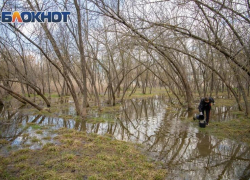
[74,0,88,109]
[0,84,43,111]
[0,100,3,106]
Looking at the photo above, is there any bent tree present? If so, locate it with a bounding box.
[0,0,249,116]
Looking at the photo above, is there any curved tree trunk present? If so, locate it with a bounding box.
[0,84,43,111]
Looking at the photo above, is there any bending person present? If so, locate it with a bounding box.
[198,97,215,125]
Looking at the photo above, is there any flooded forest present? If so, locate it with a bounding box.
[0,0,250,179]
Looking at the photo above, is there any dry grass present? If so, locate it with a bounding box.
[123,88,167,100]
[0,128,166,180]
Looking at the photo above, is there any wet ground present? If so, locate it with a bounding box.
[0,96,250,179]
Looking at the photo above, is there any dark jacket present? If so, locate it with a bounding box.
[198,97,214,112]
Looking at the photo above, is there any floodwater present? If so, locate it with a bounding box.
[0,96,250,179]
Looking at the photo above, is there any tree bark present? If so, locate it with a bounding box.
[0,84,43,111]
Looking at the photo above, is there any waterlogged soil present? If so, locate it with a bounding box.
[0,96,250,180]
[0,128,165,179]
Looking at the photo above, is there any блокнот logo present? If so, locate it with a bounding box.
[1,11,70,23]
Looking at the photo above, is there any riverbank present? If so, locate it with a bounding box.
[195,97,250,145]
[199,113,250,145]
[1,92,250,179]
[0,128,166,179]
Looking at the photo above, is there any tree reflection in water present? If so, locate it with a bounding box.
[0,96,249,179]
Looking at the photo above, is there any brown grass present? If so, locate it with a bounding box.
[0,128,166,180]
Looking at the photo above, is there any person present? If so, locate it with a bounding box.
[198,97,215,125]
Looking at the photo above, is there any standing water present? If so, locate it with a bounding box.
[0,96,249,179]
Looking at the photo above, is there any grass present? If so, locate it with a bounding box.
[31,136,40,143]
[199,114,250,145]
[50,93,60,98]
[213,98,236,107]
[28,124,42,130]
[42,136,52,140]
[124,88,167,100]
[58,114,75,120]
[0,128,166,180]
[35,130,43,134]
[0,139,9,145]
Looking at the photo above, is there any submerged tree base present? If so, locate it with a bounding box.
[0,128,166,180]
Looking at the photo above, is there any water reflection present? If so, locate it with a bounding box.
[0,96,249,179]
[212,106,237,122]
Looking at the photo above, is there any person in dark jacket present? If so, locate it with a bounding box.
[198,97,215,125]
